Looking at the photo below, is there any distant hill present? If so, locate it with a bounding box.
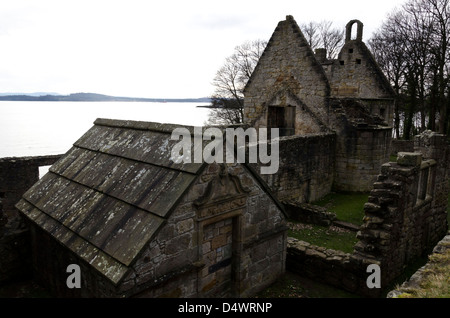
[0,92,61,97]
[0,92,211,103]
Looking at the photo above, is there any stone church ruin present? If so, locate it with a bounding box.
[1,15,448,298]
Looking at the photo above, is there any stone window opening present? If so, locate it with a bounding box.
[349,48,353,54]
[356,59,362,65]
[267,105,295,137]
[416,161,436,205]
[339,61,345,66]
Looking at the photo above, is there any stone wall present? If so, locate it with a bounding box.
[249,133,336,203]
[0,155,62,223]
[283,202,336,226]
[0,155,62,285]
[287,238,374,296]
[391,139,414,155]
[334,126,392,192]
[287,131,449,296]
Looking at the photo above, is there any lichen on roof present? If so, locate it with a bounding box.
[16,118,207,285]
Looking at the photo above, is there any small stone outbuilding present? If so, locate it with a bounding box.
[15,118,287,297]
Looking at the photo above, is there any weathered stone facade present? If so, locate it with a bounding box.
[244,16,396,193]
[244,15,330,136]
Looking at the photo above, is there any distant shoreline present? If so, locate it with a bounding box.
[0,92,211,103]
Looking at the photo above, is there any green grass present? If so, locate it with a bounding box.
[255,271,360,298]
[312,192,369,226]
[287,221,358,254]
[391,247,450,298]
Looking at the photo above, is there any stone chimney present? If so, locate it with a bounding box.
[315,48,327,63]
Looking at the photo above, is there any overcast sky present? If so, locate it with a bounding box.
[0,0,407,99]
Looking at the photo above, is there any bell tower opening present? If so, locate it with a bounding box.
[345,20,363,42]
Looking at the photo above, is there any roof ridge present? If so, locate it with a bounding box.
[94,118,195,134]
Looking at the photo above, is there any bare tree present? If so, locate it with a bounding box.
[300,20,344,59]
[369,0,450,138]
[302,21,321,49]
[369,16,409,138]
[206,40,267,125]
[424,0,450,134]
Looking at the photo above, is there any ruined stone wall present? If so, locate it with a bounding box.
[334,126,391,192]
[0,155,62,285]
[249,133,336,203]
[355,147,449,285]
[391,139,414,155]
[0,155,61,222]
[287,238,374,296]
[287,132,449,296]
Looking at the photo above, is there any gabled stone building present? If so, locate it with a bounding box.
[244,16,396,192]
[15,118,287,297]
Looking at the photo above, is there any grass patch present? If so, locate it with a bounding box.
[392,245,450,298]
[312,192,369,226]
[287,221,358,254]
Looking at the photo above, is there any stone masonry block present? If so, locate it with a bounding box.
[397,152,422,167]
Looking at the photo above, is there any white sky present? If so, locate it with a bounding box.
[0,0,407,99]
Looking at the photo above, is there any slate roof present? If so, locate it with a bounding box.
[15,118,208,285]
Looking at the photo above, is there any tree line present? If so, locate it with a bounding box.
[207,0,450,140]
[369,0,450,139]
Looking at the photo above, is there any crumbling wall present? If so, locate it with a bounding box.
[0,155,62,285]
[391,139,414,155]
[287,131,449,297]
[287,238,373,295]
